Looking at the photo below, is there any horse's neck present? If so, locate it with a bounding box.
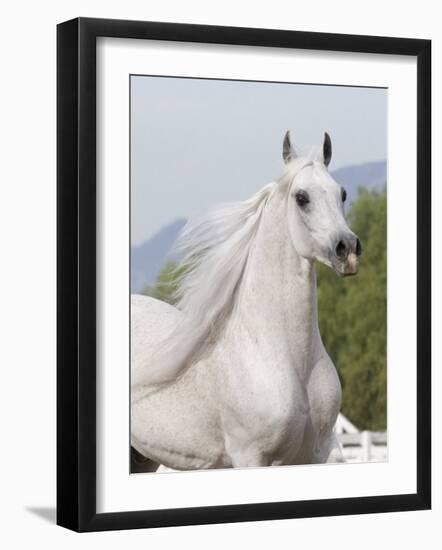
[234,189,319,371]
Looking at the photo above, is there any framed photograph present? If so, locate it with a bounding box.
[57,17,431,532]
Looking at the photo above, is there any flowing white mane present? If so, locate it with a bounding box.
[133,182,279,387]
[174,182,277,315]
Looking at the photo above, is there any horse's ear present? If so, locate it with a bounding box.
[283,131,296,164]
[323,132,332,167]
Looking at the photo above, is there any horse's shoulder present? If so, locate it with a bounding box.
[131,294,181,319]
[132,293,175,310]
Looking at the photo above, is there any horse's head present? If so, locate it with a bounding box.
[283,131,362,277]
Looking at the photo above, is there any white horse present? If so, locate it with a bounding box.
[130,132,362,472]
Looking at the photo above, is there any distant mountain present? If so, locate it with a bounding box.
[131,218,186,293]
[332,160,386,204]
[131,161,386,293]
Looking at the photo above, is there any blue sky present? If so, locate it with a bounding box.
[131,76,387,245]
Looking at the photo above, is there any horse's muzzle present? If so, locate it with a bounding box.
[340,252,359,277]
[332,251,360,277]
[333,236,361,277]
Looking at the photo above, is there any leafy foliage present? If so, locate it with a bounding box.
[142,188,387,430]
[317,187,387,430]
[141,262,186,305]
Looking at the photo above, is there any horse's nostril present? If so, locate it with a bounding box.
[355,238,362,257]
[336,240,347,259]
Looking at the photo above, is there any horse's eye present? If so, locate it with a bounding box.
[295,191,310,208]
[341,188,347,203]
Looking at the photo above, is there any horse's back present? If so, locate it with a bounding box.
[131,295,225,469]
[131,295,182,384]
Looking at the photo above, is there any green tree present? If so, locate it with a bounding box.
[317,187,387,430]
[141,261,184,304]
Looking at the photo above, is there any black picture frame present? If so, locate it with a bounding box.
[57,17,431,532]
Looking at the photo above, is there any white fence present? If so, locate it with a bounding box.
[335,414,387,463]
[337,431,387,463]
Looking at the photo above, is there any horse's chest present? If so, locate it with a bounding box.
[305,356,342,436]
[220,355,341,463]
[220,369,307,456]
